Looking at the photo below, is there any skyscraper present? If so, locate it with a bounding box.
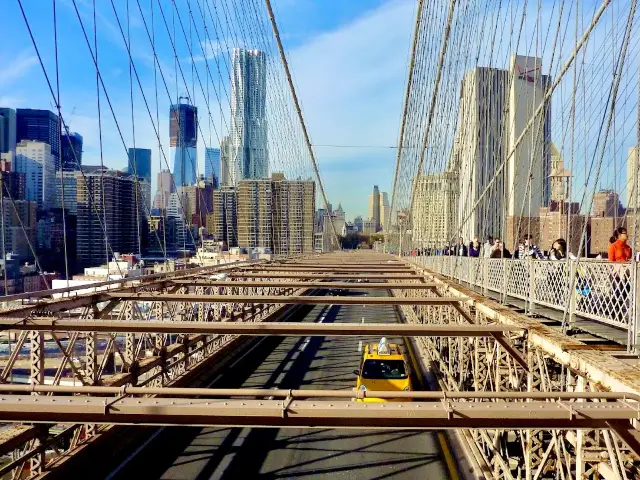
[152,170,174,211]
[368,190,390,231]
[230,48,267,184]
[76,168,139,266]
[16,109,60,170]
[15,140,56,211]
[126,148,152,181]
[0,108,17,164]
[170,101,198,187]
[237,175,315,254]
[454,56,551,242]
[61,132,83,171]
[205,147,221,187]
[371,185,380,232]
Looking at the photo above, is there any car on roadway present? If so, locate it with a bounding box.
[354,337,412,402]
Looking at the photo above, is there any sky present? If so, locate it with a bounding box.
[0,0,415,220]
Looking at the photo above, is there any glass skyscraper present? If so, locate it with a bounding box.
[126,148,152,182]
[230,48,267,185]
[16,109,60,170]
[170,102,198,187]
[61,132,83,171]
[205,147,221,187]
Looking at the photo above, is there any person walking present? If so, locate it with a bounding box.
[483,236,494,258]
[455,237,468,257]
[549,238,567,261]
[608,227,631,262]
[518,234,544,259]
[468,236,481,257]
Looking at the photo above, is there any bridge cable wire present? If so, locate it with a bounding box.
[263,0,341,250]
[53,0,70,287]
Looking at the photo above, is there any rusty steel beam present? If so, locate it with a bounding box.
[0,320,518,336]
[0,396,637,429]
[228,273,418,279]
[237,267,415,273]
[169,280,437,289]
[104,293,457,305]
[0,385,637,402]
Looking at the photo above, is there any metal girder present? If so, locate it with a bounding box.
[0,319,520,336]
[0,396,637,429]
[237,267,415,273]
[106,293,464,305]
[228,273,418,279]
[169,280,436,289]
[0,386,637,402]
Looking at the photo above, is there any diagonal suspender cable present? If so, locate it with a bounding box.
[263,0,340,250]
[388,0,425,253]
[406,0,457,232]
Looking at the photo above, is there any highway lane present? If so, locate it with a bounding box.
[108,288,450,479]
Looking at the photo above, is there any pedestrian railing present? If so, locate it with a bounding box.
[405,255,639,349]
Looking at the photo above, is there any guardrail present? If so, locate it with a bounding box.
[405,255,639,349]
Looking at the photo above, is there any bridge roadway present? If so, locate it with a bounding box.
[105,287,451,480]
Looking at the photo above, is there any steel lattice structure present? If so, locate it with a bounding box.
[0,252,635,479]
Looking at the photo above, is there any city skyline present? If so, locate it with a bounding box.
[0,1,406,218]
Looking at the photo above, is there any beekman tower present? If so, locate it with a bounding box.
[230,48,268,185]
[170,99,198,187]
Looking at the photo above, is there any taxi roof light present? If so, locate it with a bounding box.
[377,337,390,355]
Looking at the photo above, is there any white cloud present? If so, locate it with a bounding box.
[285,0,415,217]
[0,52,39,87]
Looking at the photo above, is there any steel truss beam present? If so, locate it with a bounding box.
[0,320,522,336]
[169,280,437,289]
[0,396,636,429]
[105,294,464,305]
[228,273,418,279]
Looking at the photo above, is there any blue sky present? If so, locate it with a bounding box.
[0,0,414,220]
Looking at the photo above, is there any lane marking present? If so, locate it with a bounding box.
[301,305,331,352]
[401,315,460,480]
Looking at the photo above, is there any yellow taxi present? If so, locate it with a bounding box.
[354,338,412,402]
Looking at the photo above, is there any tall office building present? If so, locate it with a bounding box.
[0,108,17,164]
[220,135,231,186]
[152,169,174,210]
[126,148,152,181]
[368,190,390,231]
[208,186,238,247]
[15,140,56,211]
[16,109,60,170]
[506,55,552,217]
[371,185,381,232]
[76,168,139,266]
[0,199,36,260]
[237,175,315,254]
[61,132,83,171]
[55,170,79,215]
[125,148,152,210]
[454,56,551,241]
[412,172,459,247]
[205,147,221,187]
[170,102,198,187]
[230,48,268,184]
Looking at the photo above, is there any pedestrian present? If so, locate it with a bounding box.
[608,227,631,262]
[468,236,481,257]
[483,236,494,258]
[518,234,544,259]
[490,239,511,258]
[607,227,632,321]
[455,237,468,257]
[549,238,567,261]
